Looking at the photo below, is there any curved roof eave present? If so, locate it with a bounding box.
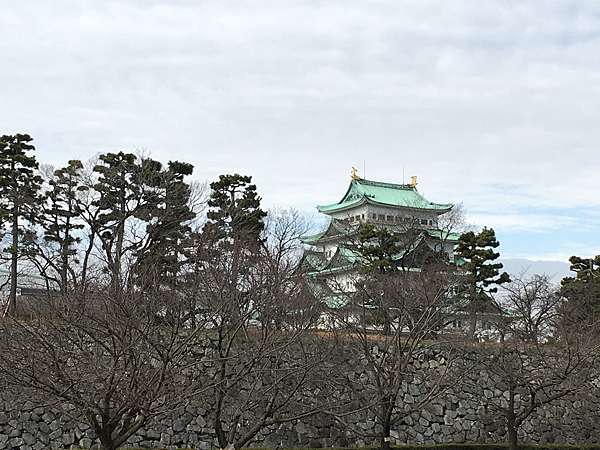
[299,231,326,244]
[317,197,367,214]
[308,264,355,277]
[317,197,453,214]
[365,198,454,213]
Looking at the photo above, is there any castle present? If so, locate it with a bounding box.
[300,170,460,305]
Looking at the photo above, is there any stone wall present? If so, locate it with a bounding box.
[1,360,599,450]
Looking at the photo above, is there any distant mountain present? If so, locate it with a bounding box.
[499,258,572,284]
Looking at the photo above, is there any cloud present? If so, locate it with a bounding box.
[1,0,600,257]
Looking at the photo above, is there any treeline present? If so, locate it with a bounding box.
[0,133,296,316]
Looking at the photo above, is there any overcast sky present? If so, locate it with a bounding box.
[2,0,599,263]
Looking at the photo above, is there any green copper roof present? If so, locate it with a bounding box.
[307,246,362,277]
[317,178,453,214]
[300,231,326,244]
[426,229,462,242]
[300,251,327,271]
[300,220,356,244]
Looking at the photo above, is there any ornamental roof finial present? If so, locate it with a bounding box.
[351,166,361,180]
[410,175,418,188]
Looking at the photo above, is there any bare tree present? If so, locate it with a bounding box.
[188,180,210,223]
[436,202,468,243]
[328,265,459,450]
[0,279,205,450]
[464,334,599,450]
[182,229,331,450]
[264,207,311,270]
[500,274,562,342]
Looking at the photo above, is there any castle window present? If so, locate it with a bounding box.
[372,213,377,219]
[386,215,394,222]
[378,214,385,221]
[420,219,428,225]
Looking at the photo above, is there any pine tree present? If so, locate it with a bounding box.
[135,161,195,287]
[353,223,403,273]
[93,152,162,290]
[562,255,600,284]
[204,174,266,245]
[38,160,88,293]
[455,227,510,338]
[0,134,43,315]
[559,255,600,330]
[191,174,266,318]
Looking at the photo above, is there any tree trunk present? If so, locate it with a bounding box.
[113,219,124,292]
[467,281,478,340]
[60,205,71,294]
[80,223,97,292]
[508,424,518,450]
[98,430,116,450]
[379,400,393,450]
[379,433,391,450]
[110,191,126,293]
[214,349,228,449]
[506,385,521,450]
[60,239,69,294]
[468,309,477,340]
[9,210,19,316]
[507,388,519,450]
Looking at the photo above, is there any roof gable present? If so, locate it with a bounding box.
[300,219,358,244]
